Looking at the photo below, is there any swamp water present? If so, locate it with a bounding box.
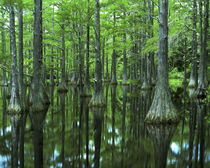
[0,85,209,168]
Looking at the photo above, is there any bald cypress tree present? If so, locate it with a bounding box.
[145,0,178,124]
[89,0,105,107]
[30,0,49,112]
[8,5,21,114]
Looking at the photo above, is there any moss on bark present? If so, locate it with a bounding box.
[145,87,179,124]
[57,82,68,93]
[89,92,106,107]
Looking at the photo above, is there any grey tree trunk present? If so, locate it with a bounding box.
[31,0,49,112]
[145,0,178,123]
[83,0,91,97]
[111,11,117,85]
[122,12,127,85]
[89,0,105,107]
[141,0,150,90]
[58,23,68,92]
[8,5,21,114]
[1,12,7,86]
[196,0,207,98]
[18,7,27,112]
[188,0,198,88]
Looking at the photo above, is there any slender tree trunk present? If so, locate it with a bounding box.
[141,0,150,90]
[188,0,198,88]
[111,11,117,85]
[18,7,25,111]
[122,12,127,85]
[196,0,206,98]
[1,12,7,86]
[145,0,178,123]
[83,0,92,97]
[58,22,68,92]
[203,0,208,86]
[106,49,109,80]
[89,0,105,107]
[8,5,21,114]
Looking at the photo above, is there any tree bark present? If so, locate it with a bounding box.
[58,22,68,92]
[145,0,178,123]
[111,11,117,85]
[31,0,49,112]
[1,12,7,86]
[188,0,198,88]
[8,5,21,114]
[196,0,206,98]
[122,12,127,85]
[89,0,105,107]
[83,0,92,97]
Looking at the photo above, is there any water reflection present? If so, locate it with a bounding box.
[29,105,49,168]
[9,114,20,168]
[146,124,177,168]
[0,85,209,168]
[92,107,104,168]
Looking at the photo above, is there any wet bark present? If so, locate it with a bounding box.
[89,0,105,107]
[145,0,178,123]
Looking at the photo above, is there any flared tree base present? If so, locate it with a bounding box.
[110,79,118,85]
[145,87,179,124]
[196,82,206,99]
[82,84,92,97]
[30,83,50,113]
[89,93,106,107]
[8,91,21,114]
[8,102,21,114]
[188,79,196,88]
[141,81,151,90]
[57,82,68,93]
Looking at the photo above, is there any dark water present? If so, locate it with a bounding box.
[0,85,209,168]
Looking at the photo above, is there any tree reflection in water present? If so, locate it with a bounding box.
[146,124,177,168]
[29,105,49,168]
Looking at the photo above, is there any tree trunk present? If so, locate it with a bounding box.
[31,0,49,112]
[8,5,21,114]
[89,0,105,107]
[203,0,208,87]
[145,0,178,124]
[196,0,206,98]
[188,0,198,88]
[141,0,150,90]
[122,12,127,85]
[83,0,92,97]
[111,11,117,85]
[58,23,68,92]
[1,12,7,86]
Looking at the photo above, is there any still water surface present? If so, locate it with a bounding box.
[0,85,209,168]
